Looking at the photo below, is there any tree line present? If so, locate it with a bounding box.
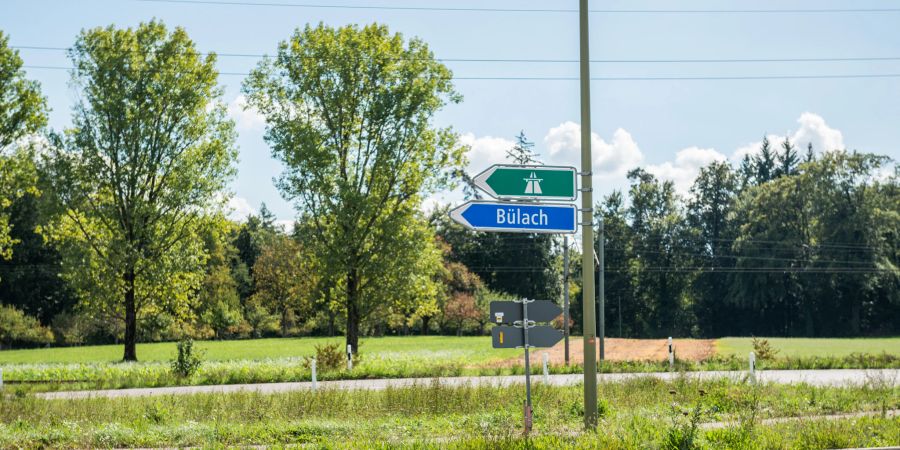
[0,22,897,359]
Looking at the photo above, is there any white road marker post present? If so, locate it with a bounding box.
[542,352,550,384]
[749,351,756,382]
[668,337,674,371]
[311,358,317,391]
[347,344,353,371]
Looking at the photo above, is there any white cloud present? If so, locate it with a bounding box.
[459,133,515,172]
[733,112,844,161]
[227,196,256,221]
[543,122,644,176]
[274,219,295,234]
[227,94,266,132]
[647,147,728,193]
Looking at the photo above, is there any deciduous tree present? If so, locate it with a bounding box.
[244,23,465,353]
[44,21,237,360]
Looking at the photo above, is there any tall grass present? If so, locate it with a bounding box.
[2,352,898,393]
[0,377,896,448]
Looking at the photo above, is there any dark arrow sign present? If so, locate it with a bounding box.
[492,325,564,349]
[490,300,563,325]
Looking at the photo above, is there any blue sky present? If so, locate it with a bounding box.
[3,0,899,226]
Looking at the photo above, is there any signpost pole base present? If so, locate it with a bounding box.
[524,401,533,434]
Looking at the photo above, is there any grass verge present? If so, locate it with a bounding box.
[0,376,897,448]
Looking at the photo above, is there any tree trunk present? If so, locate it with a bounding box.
[123,267,138,361]
[850,301,861,335]
[346,270,360,355]
[281,307,289,337]
[421,316,430,336]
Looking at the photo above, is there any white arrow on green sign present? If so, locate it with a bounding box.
[473,165,577,201]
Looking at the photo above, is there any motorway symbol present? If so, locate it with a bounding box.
[491,300,562,324]
[492,325,565,349]
[449,201,577,234]
[473,165,577,201]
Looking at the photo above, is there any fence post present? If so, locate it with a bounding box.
[347,344,353,371]
[542,352,549,384]
[311,358,317,391]
[749,351,756,382]
[667,337,674,371]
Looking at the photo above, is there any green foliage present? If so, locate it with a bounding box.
[244,23,466,352]
[305,342,345,372]
[751,337,779,361]
[0,304,53,349]
[0,378,897,448]
[0,31,47,266]
[43,20,237,360]
[251,235,317,336]
[170,338,204,378]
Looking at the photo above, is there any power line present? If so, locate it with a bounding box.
[15,45,900,65]
[21,65,900,81]
[134,0,900,14]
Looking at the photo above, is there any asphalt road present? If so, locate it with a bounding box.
[36,368,899,400]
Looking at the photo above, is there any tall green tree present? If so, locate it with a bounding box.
[252,235,317,337]
[597,191,634,337]
[626,169,695,337]
[776,138,799,178]
[45,21,237,360]
[0,31,47,265]
[754,136,776,184]
[244,23,465,353]
[506,130,540,165]
[686,161,739,336]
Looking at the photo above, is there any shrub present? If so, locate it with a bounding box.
[751,337,779,361]
[0,304,53,349]
[171,338,204,377]
[306,343,345,372]
[51,310,94,346]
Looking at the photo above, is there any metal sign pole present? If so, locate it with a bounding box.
[599,217,605,362]
[521,298,533,434]
[563,236,570,366]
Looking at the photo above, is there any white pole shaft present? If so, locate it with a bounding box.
[668,337,674,370]
[347,344,353,370]
[542,353,549,384]
[749,351,756,380]
[311,358,317,390]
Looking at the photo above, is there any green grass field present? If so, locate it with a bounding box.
[1,377,897,448]
[716,337,900,358]
[1,336,897,393]
[0,335,517,365]
[3,336,897,365]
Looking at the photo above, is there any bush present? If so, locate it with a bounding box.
[0,304,53,349]
[171,338,204,377]
[751,337,779,361]
[51,310,95,346]
[305,342,345,372]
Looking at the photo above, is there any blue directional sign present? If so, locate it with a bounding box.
[450,201,577,234]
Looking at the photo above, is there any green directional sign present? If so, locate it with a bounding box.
[473,165,577,201]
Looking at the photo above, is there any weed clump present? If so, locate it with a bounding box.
[751,337,779,361]
[171,338,203,378]
[305,343,346,372]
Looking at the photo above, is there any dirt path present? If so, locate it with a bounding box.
[489,338,716,368]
